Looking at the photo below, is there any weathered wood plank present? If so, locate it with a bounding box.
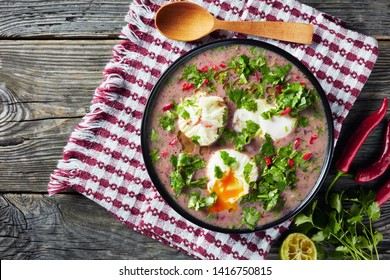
[0,192,388,260]
[0,1,389,38]
[0,40,388,192]
[0,193,192,259]
[0,0,130,38]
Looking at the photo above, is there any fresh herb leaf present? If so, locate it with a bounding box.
[214,166,224,179]
[261,82,319,119]
[235,120,260,150]
[151,129,159,141]
[169,153,206,197]
[297,116,309,127]
[160,110,178,132]
[220,151,237,167]
[182,65,215,90]
[188,191,217,211]
[226,87,258,112]
[192,135,200,144]
[150,149,160,164]
[243,162,253,184]
[241,207,262,230]
[294,187,383,260]
[261,64,292,85]
[260,133,275,157]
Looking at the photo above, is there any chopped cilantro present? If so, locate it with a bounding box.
[260,133,275,157]
[297,116,309,127]
[160,110,177,132]
[169,153,206,197]
[261,82,319,119]
[188,191,217,211]
[241,207,262,230]
[150,149,160,164]
[151,129,159,141]
[214,166,224,179]
[235,120,260,150]
[220,151,237,167]
[226,87,258,112]
[228,54,265,84]
[182,65,215,91]
[261,64,292,85]
[192,135,200,144]
[243,162,253,184]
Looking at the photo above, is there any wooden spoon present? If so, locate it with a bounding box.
[155,1,314,44]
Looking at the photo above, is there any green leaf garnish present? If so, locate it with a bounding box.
[188,191,217,211]
[235,120,260,150]
[214,166,224,179]
[220,151,237,167]
[241,207,262,230]
[150,149,160,164]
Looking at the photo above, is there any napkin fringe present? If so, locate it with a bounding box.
[120,0,155,43]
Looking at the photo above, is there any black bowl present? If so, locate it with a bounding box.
[141,39,334,233]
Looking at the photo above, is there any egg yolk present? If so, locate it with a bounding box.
[209,168,246,213]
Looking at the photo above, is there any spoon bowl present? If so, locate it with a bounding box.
[155,1,314,44]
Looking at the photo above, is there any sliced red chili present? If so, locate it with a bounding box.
[169,138,179,146]
[162,103,174,111]
[199,66,208,72]
[203,79,209,85]
[265,157,272,165]
[182,82,194,91]
[336,98,388,173]
[294,137,301,149]
[375,177,390,207]
[275,84,282,94]
[161,150,168,157]
[309,133,319,145]
[212,65,219,71]
[288,158,295,168]
[280,107,291,115]
[300,81,306,86]
[255,72,260,81]
[219,63,226,68]
[303,153,312,160]
[355,119,390,183]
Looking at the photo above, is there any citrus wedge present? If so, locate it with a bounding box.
[280,233,317,260]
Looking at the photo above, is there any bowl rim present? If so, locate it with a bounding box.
[141,38,334,234]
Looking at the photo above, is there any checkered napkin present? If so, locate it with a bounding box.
[48,0,378,259]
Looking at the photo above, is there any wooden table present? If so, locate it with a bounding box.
[0,0,389,260]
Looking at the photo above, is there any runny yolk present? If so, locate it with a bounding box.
[209,168,246,213]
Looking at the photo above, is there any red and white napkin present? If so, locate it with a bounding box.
[48,0,378,259]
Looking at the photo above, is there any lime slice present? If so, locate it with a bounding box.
[280,233,317,260]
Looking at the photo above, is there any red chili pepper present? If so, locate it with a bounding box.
[265,157,272,165]
[280,107,291,115]
[275,84,282,94]
[255,72,260,81]
[309,133,319,145]
[325,98,388,203]
[294,137,301,149]
[355,119,390,183]
[161,150,168,157]
[336,98,388,173]
[300,81,306,86]
[288,158,295,168]
[219,63,226,68]
[375,178,390,206]
[203,79,209,85]
[182,82,194,91]
[169,138,178,146]
[162,103,174,111]
[199,66,208,72]
[212,65,219,71]
[303,153,312,160]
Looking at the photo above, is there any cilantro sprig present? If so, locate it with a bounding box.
[226,87,258,112]
[294,187,383,260]
[228,54,266,84]
[241,207,262,230]
[235,120,261,151]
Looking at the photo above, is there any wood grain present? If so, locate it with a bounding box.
[0,0,129,38]
[0,193,192,259]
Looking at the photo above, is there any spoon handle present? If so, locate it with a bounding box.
[214,20,314,44]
